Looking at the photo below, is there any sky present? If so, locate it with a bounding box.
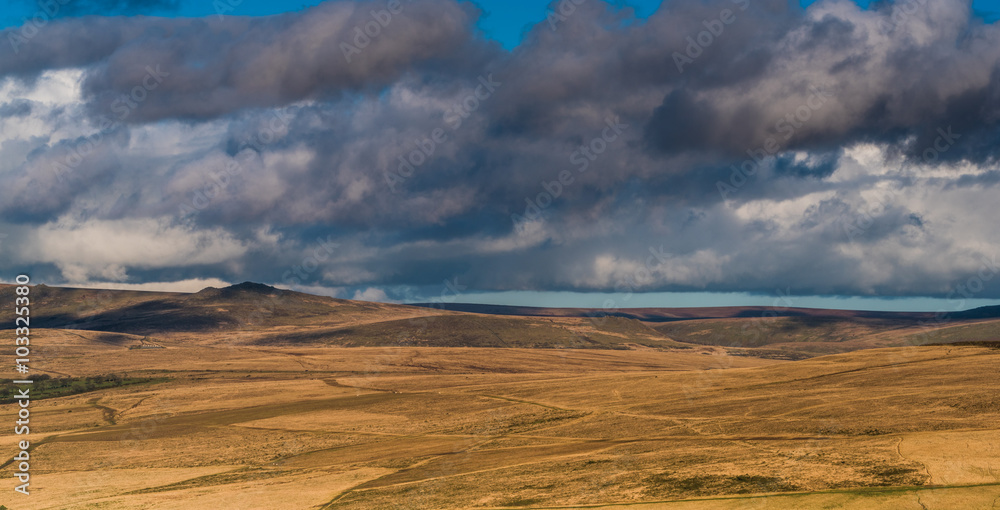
[1,0,1000,312]
[3,1,1000,48]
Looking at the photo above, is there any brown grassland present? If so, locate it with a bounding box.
[0,284,998,509]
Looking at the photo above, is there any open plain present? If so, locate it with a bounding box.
[1,284,999,509]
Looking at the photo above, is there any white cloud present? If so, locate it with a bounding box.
[0,69,84,106]
[60,278,233,293]
[352,287,392,302]
[322,267,378,285]
[20,216,248,282]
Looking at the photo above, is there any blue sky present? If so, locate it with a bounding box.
[5,0,997,50]
[1,0,662,49]
[2,0,1000,312]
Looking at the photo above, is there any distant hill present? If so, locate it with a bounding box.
[408,302,1000,321]
[3,283,996,356]
[411,301,1000,354]
[951,305,1000,319]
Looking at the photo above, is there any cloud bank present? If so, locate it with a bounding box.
[1,0,998,302]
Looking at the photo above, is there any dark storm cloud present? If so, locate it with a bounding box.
[0,127,129,222]
[0,99,33,117]
[1,0,498,121]
[3,0,1000,300]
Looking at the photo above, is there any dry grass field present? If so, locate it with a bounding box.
[0,284,998,509]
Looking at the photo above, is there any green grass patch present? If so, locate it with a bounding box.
[496,496,545,507]
[642,472,800,497]
[0,373,169,403]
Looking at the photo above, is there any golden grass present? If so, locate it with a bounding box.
[1,327,998,509]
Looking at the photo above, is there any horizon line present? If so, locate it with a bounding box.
[5,280,998,315]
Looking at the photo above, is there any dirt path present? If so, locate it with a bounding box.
[896,435,934,484]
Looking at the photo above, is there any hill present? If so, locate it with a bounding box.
[414,301,1000,355]
[4,282,997,356]
[0,282,422,334]
[0,283,690,351]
